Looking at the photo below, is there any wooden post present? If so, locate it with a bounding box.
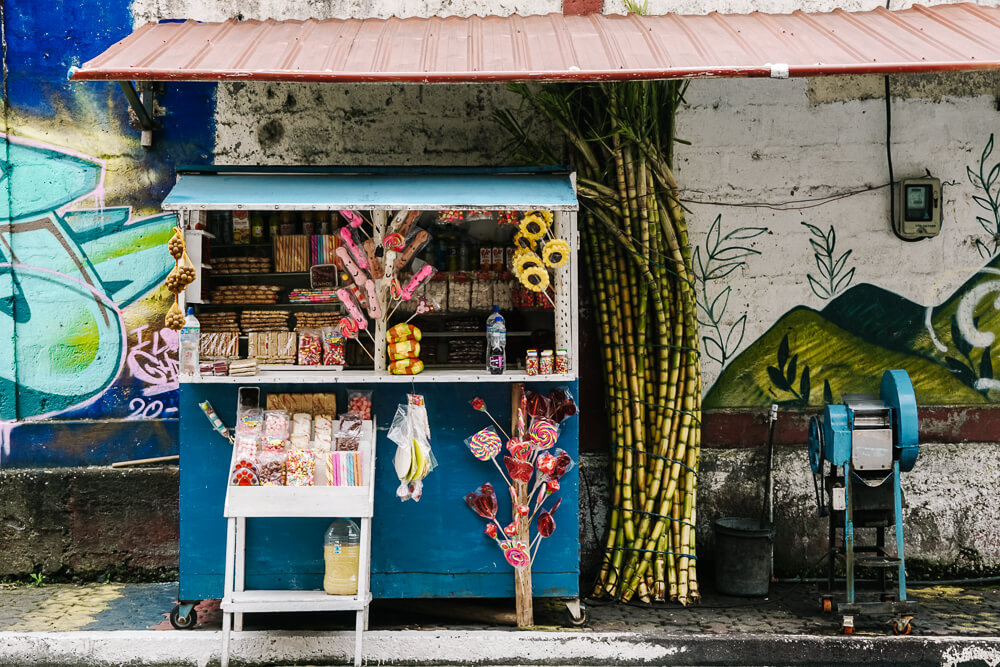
[512,383,533,627]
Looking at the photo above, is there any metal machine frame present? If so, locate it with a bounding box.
[808,369,919,635]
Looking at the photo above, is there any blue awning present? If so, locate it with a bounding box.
[162,168,578,211]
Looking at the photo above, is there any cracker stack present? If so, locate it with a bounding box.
[212,257,272,274]
[248,331,297,364]
[293,311,341,332]
[209,285,282,304]
[240,310,291,332]
[199,311,239,333]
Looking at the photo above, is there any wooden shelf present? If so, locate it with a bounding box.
[223,590,371,614]
[184,369,576,384]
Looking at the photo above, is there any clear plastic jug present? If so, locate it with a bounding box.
[323,518,360,595]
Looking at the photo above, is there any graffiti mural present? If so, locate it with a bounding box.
[0,134,177,462]
[706,134,1000,408]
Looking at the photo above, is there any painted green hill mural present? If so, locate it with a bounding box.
[704,306,984,408]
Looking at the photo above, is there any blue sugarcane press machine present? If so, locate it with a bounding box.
[808,369,919,635]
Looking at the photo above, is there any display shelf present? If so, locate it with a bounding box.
[207,272,312,278]
[223,590,371,613]
[196,302,340,309]
[185,369,576,384]
[418,330,533,338]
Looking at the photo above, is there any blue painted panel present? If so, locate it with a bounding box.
[179,381,580,600]
[163,172,578,211]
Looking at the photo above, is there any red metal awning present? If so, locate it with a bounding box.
[70,3,1000,83]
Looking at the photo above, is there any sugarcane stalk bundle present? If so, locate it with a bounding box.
[498,80,701,604]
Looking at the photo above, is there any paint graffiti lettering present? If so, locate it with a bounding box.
[126,325,179,397]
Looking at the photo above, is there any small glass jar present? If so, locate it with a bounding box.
[555,349,569,374]
[539,349,554,375]
[525,349,539,376]
[302,211,315,235]
[279,211,295,235]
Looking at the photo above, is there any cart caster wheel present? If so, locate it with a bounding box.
[563,602,588,627]
[821,596,833,613]
[892,617,913,635]
[841,615,854,635]
[170,605,198,630]
[842,625,854,635]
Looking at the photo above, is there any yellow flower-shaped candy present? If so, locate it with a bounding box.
[520,266,550,293]
[513,232,536,251]
[518,214,548,241]
[514,251,543,278]
[541,239,570,268]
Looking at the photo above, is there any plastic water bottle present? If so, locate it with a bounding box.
[324,518,361,595]
[179,307,200,377]
[486,305,506,375]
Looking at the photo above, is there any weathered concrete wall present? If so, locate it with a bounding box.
[0,468,178,579]
[580,444,1000,581]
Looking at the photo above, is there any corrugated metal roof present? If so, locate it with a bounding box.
[70,4,1000,82]
[161,169,579,211]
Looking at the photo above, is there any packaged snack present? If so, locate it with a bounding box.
[388,339,420,361]
[526,349,539,376]
[336,413,363,451]
[298,329,322,365]
[232,210,250,244]
[257,449,287,486]
[236,409,263,437]
[291,412,312,437]
[540,349,554,374]
[389,358,424,375]
[387,323,422,343]
[263,436,289,451]
[555,349,569,374]
[314,415,335,450]
[471,274,493,311]
[448,273,471,313]
[263,410,291,438]
[290,434,311,450]
[425,278,448,314]
[346,390,372,420]
[286,449,315,486]
[494,279,514,311]
[234,436,259,462]
[322,328,346,366]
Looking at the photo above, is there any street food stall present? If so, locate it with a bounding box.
[162,166,583,661]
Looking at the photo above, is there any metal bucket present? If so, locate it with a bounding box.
[713,517,774,597]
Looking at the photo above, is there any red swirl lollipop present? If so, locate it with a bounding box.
[500,540,530,569]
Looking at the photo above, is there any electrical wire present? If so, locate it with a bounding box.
[679,183,891,212]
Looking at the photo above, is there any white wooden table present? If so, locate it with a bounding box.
[220,420,376,667]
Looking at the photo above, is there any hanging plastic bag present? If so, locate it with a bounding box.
[387,394,436,502]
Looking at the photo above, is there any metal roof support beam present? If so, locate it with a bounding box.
[118,81,157,148]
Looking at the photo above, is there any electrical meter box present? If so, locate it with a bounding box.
[895,177,941,240]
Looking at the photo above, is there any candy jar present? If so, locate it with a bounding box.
[324,518,361,595]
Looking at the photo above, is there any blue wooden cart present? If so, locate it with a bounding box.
[166,168,584,630]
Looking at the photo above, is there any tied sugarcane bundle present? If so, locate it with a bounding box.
[497,79,701,605]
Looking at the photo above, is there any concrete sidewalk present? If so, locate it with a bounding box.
[1,580,999,665]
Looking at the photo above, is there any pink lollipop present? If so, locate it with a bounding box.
[340,210,365,228]
[337,288,369,330]
[528,418,558,450]
[363,279,383,319]
[466,427,502,461]
[339,226,369,269]
[336,246,368,287]
[401,263,435,300]
[384,232,405,251]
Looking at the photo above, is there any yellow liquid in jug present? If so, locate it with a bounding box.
[324,544,360,595]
